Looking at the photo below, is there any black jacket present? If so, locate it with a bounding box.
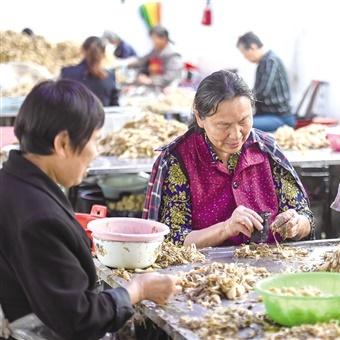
[0,151,133,340]
[61,60,119,107]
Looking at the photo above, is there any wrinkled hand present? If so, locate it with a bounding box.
[270,209,301,239]
[127,272,181,305]
[137,74,153,85]
[225,205,263,239]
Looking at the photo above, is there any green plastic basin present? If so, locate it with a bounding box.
[255,272,340,326]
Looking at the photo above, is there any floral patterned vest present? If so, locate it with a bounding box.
[175,131,280,245]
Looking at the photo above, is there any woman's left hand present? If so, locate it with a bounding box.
[270,209,307,240]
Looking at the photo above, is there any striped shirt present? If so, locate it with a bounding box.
[254,50,291,116]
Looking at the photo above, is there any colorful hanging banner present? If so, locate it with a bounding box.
[139,2,161,28]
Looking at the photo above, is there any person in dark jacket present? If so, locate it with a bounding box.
[237,32,295,132]
[22,27,34,36]
[61,36,119,107]
[103,31,137,59]
[0,80,179,340]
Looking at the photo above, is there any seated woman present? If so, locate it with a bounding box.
[130,26,183,88]
[0,80,179,339]
[144,70,314,248]
[61,36,119,107]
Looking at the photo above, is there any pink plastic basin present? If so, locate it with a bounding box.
[87,217,169,242]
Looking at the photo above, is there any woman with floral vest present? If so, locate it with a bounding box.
[143,70,314,248]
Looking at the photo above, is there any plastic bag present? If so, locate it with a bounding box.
[0,305,115,340]
[331,184,340,212]
[0,305,62,340]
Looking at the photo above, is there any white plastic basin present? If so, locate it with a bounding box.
[88,217,169,268]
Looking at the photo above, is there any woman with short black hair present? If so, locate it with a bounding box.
[15,79,104,156]
[0,80,179,340]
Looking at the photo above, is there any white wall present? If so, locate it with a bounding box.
[1,0,339,118]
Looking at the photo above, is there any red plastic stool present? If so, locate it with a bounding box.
[75,205,107,244]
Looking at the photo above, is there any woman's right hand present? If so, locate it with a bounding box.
[137,73,153,85]
[126,272,181,305]
[224,205,263,239]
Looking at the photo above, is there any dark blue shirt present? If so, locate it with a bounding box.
[61,60,119,107]
[114,40,136,59]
